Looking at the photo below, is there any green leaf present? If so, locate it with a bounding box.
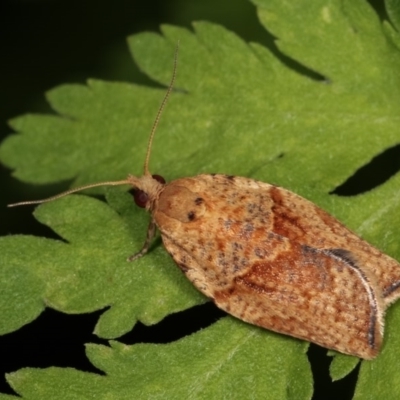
[386,0,400,32]
[385,0,400,51]
[6,319,311,399]
[2,0,400,398]
[352,302,400,400]
[329,352,360,382]
[0,192,204,338]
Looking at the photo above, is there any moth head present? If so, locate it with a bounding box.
[130,174,166,210]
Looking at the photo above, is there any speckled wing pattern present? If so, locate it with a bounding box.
[153,174,400,359]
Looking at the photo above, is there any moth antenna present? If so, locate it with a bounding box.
[7,179,131,207]
[8,44,179,208]
[143,41,179,175]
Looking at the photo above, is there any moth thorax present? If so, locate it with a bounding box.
[157,184,206,223]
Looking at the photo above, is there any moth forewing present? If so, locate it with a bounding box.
[150,174,400,359]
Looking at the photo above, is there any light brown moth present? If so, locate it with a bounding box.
[9,45,400,359]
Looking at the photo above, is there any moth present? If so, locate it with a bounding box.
[9,45,400,359]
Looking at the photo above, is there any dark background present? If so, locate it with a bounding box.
[0,0,398,398]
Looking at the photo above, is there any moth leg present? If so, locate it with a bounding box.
[127,219,157,262]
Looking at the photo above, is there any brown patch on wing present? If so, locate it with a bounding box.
[213,243,382,359]
[269,185,400,306]
[269,186,307,240]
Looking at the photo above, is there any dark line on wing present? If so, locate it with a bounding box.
[325,248,379,349]
[383,280,400,298]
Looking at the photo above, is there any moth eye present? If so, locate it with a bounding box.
[152,174,166,184]
[133,189,149,208]
[132,175,165,208]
